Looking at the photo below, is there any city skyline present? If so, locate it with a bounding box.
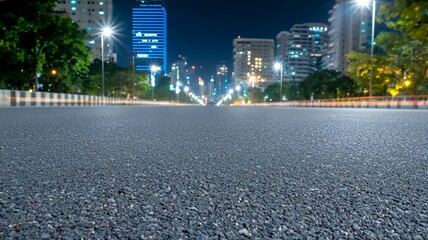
[113,0,336,77]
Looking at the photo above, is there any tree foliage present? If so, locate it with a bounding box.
[154,76,175,101]
[0,0,91,92]
[346,0,428,95]
[83,60,151,98]
[299,70,357,100]
[264,83,281,101]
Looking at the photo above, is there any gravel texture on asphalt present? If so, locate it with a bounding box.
[0,106,427,239]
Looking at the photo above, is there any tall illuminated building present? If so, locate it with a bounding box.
[186,65,201,96]
[216,64,229,95]
[325,0,371,72]
[55,0,114,61]
[276,23,329,82]
[171,55,187,87]
[233,38,275,88]
[132,0,167,73]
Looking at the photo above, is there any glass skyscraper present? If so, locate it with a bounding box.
[132,1,167,72]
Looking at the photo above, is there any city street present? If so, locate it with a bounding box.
[0,106,427,239]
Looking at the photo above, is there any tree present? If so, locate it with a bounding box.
[296,70,358,100]
[248,87,264,103]
[346,0,428,95]
[0,0,91,92]
[154,76,174,101]
[377,0,428,94]
[346,52,392,96]
[264,83,280,102]
[83,61,151,98]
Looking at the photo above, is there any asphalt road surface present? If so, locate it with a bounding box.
[0,106,427,239]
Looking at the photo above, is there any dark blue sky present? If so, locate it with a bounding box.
[113,0,336,77]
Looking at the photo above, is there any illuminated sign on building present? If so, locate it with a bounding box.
[132,4,167,72]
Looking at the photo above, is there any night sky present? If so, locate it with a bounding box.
[113,0,336,78]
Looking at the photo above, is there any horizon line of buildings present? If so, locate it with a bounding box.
[170,0,372,99]
[54,0,372,99]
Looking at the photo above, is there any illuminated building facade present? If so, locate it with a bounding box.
[325,0,371,72]
[171,56,187,87]
[187,66,202,96]
[276,23,329,82]
[233,38,275,87]
[132,2,167,72]
[216,64,229,95]
[55,0,114,61]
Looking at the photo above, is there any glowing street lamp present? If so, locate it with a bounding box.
[184,86,190,102]
[357,0,376,96]
[150,65,161,100]
[101,26,113,97]
[274,61,283,101]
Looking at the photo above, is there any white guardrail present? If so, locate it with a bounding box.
[0,89,190,107]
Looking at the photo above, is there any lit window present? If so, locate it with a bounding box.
[87,27,93,31]
[71,0,76,3]
[99,11,104,15]
[71,6,77,11]
[100,1,104,5]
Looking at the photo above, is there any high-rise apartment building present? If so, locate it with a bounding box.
[187,66,201,96]
[276,23,329,82]
[132,1,167,72]
[216,64,229,95]
[233,38,275,87]
[55,0,114,61]
[171,56,187,87]
[325,0,371,72]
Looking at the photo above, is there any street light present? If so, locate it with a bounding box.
[101,27,113,97]
[249,76,256,103]
[150,65,161,100]
[175,81,181,102]
[132,55,136,98]
[358,0,376,96]
[184,86,189,102]
[274,61,283,101]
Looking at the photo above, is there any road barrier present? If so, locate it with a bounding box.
[255,96,428,109]
[0,89,190,107]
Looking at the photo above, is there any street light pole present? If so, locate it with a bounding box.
[274,62,283,101]
[250,76,255,103]
[151,69,154,100]
[132,55,136,97]
[101,27,112,97]
[280,63,283,101]
[101,34,104,97]
[369,0,376,97]
[150,65,160,100]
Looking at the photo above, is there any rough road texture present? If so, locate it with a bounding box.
[0,107,427,239]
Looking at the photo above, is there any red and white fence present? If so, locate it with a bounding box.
[256,96,428,109]
[0,89,189,107]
